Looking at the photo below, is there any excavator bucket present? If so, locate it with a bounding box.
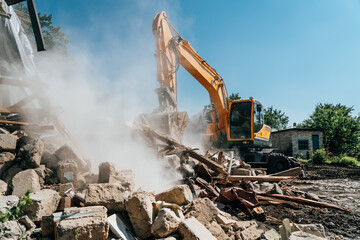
[141,110,189,143]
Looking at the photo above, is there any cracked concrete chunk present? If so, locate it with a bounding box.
[12,169,41,197]
[85,183,132,212]
[151,208,181,238]
[156,184,193,206]
[54,206,109,240]
[125,190,155,239]
[178,217,217,240]
[24,189,61,222]
[0,134,17,151]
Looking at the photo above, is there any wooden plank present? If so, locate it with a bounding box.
[0,107,45,114]
[0,119,29,125]
[269,167,303,177]
[135,122,228,175]
[225,175,293,182]
[186,150,228,175]
[263,193,350,212]
[257,195,298,206]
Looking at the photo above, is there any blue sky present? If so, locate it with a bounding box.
[32,0,360,125]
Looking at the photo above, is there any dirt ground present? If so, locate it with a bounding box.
[260,163,360,239]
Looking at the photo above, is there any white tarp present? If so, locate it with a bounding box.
[0,0,37,78]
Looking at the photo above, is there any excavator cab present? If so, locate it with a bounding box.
[228,99,270,145]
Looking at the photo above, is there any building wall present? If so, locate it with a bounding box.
[272,129,324,158]
[271,131,293,156]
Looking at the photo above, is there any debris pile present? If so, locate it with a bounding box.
[0,119,346,239]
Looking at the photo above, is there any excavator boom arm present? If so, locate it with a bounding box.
[153,11,229,131]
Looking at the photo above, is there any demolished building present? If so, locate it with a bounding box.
[0,1,353,239]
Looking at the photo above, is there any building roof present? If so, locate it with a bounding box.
[272,127,323,133]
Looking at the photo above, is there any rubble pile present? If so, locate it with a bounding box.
[0,120,348,239]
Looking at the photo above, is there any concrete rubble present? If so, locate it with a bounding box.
[0,105,347,239]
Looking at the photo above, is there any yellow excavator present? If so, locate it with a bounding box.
[149,11,297,173]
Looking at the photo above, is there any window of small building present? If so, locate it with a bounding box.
[298,139,309,150]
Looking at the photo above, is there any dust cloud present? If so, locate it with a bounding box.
[30,5,185,192]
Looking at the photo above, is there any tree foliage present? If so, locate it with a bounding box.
[301,103,360,156]
[229,93,241,101]
[14,3,70,51]
[264,106,289,130]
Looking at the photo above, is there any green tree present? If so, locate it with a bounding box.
[14,3,70,51]
[264,106,289,130]
[301,103,360,156]
[229,93,241,101]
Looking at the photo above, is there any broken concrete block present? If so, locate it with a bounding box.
[53,206,109,240]
[41,215,55,237]
[151,208,181,238]
[24,189,61,222]
[2,164,22,186]
[125,191,155,239]
[216,213,236,225]
[0,180,7,195]
[296,224,326,238]
[0,152,15,176]
[82,172,98,184]
[41,168,58,186]
[18,215,36,230]
[156,184,193,206]
[289,231,327,240]
[56,182,74,197]
[85,183,132,212]
[56,159,78,184]
[55,145,89,173]
[57,197,71,211]
[0,220,26,239]
[33,167,46,185]
[232,220,257,231]
[205,221,228,240]
[184,198,219,225]
[12,169,41,197]
[114,169,136,192]
[240,224,264,240]
[108,213,137,240]
[178,217,217,240]
[16,137,44,169]
[98,162,135,192]
[0,195,19,213]
[98,161,118,183]
[0,134,17,151]
[40,151,59,172]
[264,229,281,240]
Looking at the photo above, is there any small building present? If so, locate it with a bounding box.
[271,128,324,158]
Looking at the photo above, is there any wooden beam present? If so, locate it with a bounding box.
[224,175,293,182]
[263,193,350,212]
[27,0,45,51]
[269,167,303,177]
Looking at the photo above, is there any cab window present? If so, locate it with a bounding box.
[253,101,263,133]
[229,101,251,139]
